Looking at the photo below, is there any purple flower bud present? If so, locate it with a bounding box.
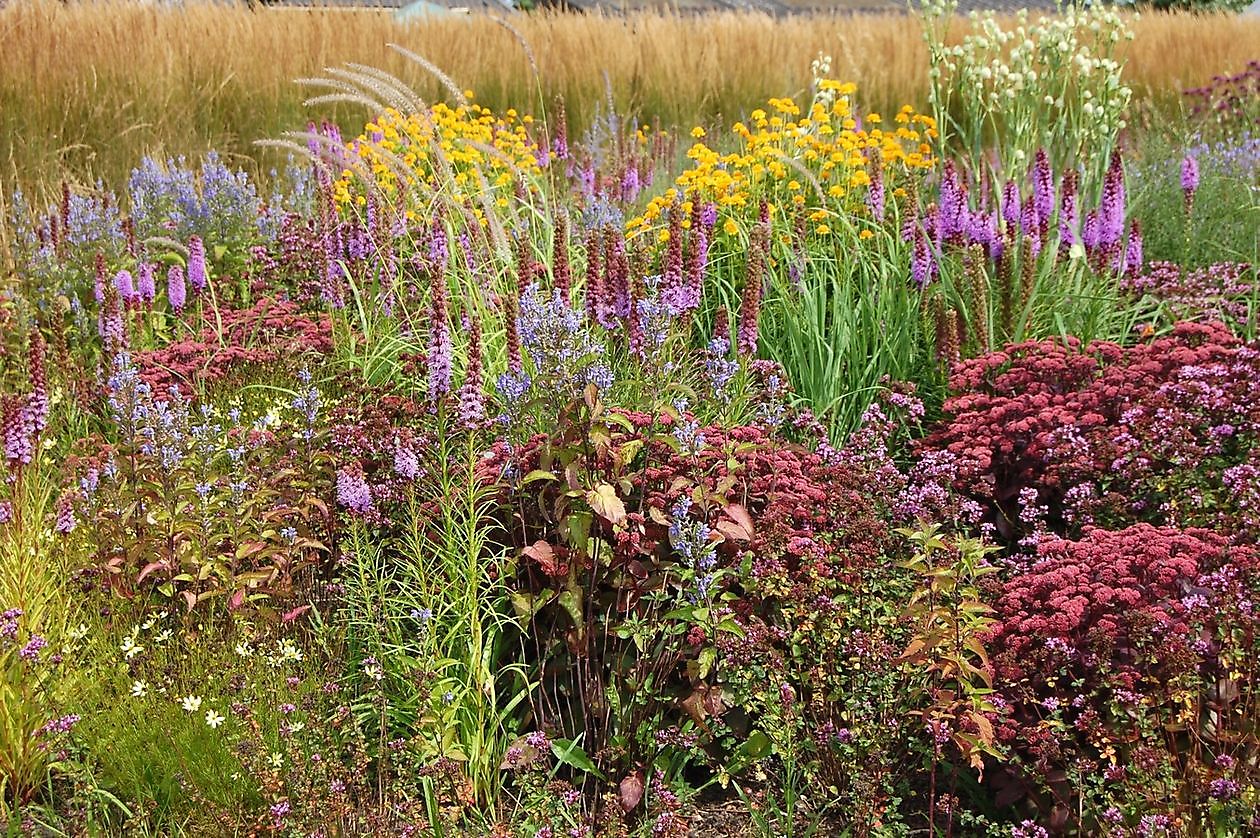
[1180,155,1199,195]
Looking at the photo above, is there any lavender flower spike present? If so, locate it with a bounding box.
[167,264,187,313]
[187,235,208,293]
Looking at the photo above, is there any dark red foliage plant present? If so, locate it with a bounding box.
[922,321,1260,548]
[477,390,894,786]
[984,524,1260,827]
[132,296,332,395]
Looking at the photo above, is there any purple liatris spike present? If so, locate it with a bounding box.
[94,253,107,304]
[26,332,49,438]
[54,492,76,534]
[1099,151,1126,247]
[661,202,688,315]
[1180,155,1199,194]
[335,466,373,515]
[737,233,766,356]
[427,274,452,400]
[187,236,207,293]
[1123,220,1143,278]
[1181,155,1199,214]
[114,269,136,304]
[136,262,156,305]
[1032,149,1054,241]
[911,227,934,289]
[2,395,34,467]
[1058,171,1079,254]
[167,264,187,313]
[1082,209,1102,254]
[939,161,967,241]
[684,201,711,311]
[866,157,886,223]
[1001,181,1020,232]
[456,315,486,430]
[98,284,126,352]
[584,228,604,327]
[393,439,419,480]
[428,222,449,272]
[608,230,631,319]
[621,163,641,203]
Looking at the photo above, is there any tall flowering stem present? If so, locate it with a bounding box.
[427,268,452,400]
[457,315,486,430]
[738,223,767,357]
[187,235,208,294]
[552,209,572,301]
[1181,154,1199,216]
[583,227,603,328]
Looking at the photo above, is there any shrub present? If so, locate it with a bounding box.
[60,357,333,613]
[922,321,1260,547]
[985,525,1260,830]
[131,296,332,396]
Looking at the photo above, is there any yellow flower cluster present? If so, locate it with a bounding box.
[627,83,937,239]
[332,101,543,217]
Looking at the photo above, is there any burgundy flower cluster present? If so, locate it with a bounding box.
[922,321,1260,544]
[986,525,1255,686]
[984,525,1259,820]
[132,296,332,394]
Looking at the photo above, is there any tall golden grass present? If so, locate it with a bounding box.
[1,1,1256,198]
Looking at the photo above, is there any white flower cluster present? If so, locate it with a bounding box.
[922,0,1133,187]
[811,51,836,108]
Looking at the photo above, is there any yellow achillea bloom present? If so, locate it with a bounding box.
[628,83,935,241]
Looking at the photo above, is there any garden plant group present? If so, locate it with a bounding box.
[1,1,1259,835]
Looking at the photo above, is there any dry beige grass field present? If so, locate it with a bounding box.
[1,1,1257,199]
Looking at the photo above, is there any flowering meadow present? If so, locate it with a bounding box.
[1,2,1259,836]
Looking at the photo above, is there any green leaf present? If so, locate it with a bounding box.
[521,469,558,485]
[551,739,605,779]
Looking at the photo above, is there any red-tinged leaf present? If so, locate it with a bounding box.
[182,590,197,612]
[524,541,565,577]
[282,605,312,623]
[721,503,755,540]
[137,561,166,584]
[229,588,246,611]
[618,769,645,813]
